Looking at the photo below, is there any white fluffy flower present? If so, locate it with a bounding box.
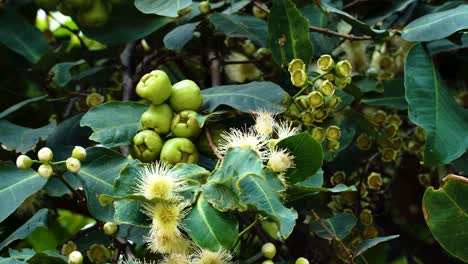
[252,110,276,136]
[217,127,269,160]
[274,120,301,141]
[135,161,184,201]
[267,148,295,173]
[190,248,233,264]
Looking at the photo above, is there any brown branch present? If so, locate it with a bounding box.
[208,50,221,86]
[205,128,223,160]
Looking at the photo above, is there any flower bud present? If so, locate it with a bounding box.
[334,76,352,89]
[87,244,110,264]
[385,114,402,127]
[363,225,379,239]
[356,133,372,151]
[310,127,325,143]
[288,59,305,73]
[294,95,309,110]
[103,222,118,236]
[171,110,202,139]
[325,95,342,110]
[367,172,383,190]
[300,111,314,126]
[312,108,328,123]
[261,242,276,259]
[331,171,346,186]
[326,139,340,152]
[381,147,398,162]
[38,147,53,163]
[252,5,268,19]
[359,209,373,226]
[16,155,33,169]
[307,91,324,108]
[284,104,301,119]
[86,93,104,107]
[318,80,335,96]
[71,146,87,161]
[369,110,387,127]
[62,241,77,256]
[335,60,352,77]
[38,164,53,179]
[68,251,83,264]
[384,124,398,138]
[131,130,163,163]
[66,157,81,173]
[290,69,307,87]
[295,257,310,264]
[198,1,211,14]
[317,54,334,72]
[325,125,341,141]
[242,40,256,55]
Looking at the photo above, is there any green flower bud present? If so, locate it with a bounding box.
[288,59,305,73]
[318,80,335,96]
[384,123,398,138]
[140,104,173,134]
[16,155,33,169]
[71,146,87,161]
[325,95,342,110]
[38,164,53,179]
[62,241,77,256]
[326,139,340,152]
[307,91,324,108]
[68,250,83,264]
[294,95,309,110]
[284,103,301,119]
[356,133,372,150]
[295,257,310,264]
[331,171,346,186]
[414,126,425,142]
[334,76,352,89]
[300,111,314,126]
[385,114,402,127]
[312,108,328,123]
[171,110,202,139]
[87,244,110,264]
[317,55,334,72]
[367,172,383,190]
[363,225,379,239]
[335,60,352,77]
[325,125,341,141]
[381,147,398,162]
[359,209,374,226]
[310,127,325,143]
[369,110,387,127]
[136,70,172,105]
[86,92,104,107]
[103,222,118,236]
[198,1,211,14]
[261,242,276,260]
[242,40,256,55]
[160,138,199,165]
[38,147,53,163]
[131,130,163,163]
[290,69,307,87]
[252,5,268,19]
[66,157,81,173]
[323,73,334,81]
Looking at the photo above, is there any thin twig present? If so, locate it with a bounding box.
[208,50,221,86]
[57,175,85,202]
[205,128,223,160]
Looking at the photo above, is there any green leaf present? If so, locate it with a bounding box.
[310,213,357,240]
[134,0,192,17]
[201,81,287,114]
[301,5,339,55]
[183,195,239,251]
[0,120,56,153]
[268,0,314,65]
[163,22,199,50]
[277,132,323,184]
[209,13,268,47]
[76,147,131,222]
[27,251,67,264]
[0,11,48,63]
[239,175,298,238]
[362,79,407,110]
[353,235,400,258]
[0,164,48,222]
[0,209,48,250]
[402,5,468,42]
[80,101,147,148]
[171,163,210,204]
[427,34,468,55]
[0,96,47,120]
[49,60,85,87]
[404,44,468,165]
[422,179,468,262]
[0,257,27,264]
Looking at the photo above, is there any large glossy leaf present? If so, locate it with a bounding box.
[163,22,200,50]
[49,60,85,87]
[362,79,407,110]
[0,11,48,63]
[0,209,48,250]
[353,235,400,258]
[75,147,130,222]
[0,121,56,153]
[423,178,468,262]
[183,195,239,251]
[402,5,468,42]
[310,213,357,240]
[209,13,268,47]
[268,0,314,65]
[404,44,468,165]
[0,96,47,120]
[201,81,287,114]
[134,0,192,17]
[301,5,339,55]
[277,132,323,184]
[0,164,47,223]
[427,34,468,55]
[80,101,147,148]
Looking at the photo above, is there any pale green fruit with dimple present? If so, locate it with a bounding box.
[160,138,199,165]
[136,70,172,105]
[103,222,118,236]
[76,0,110,28]
[38,147,53,163]
[131,130,163,162]
[66,157,81,173]
[72,146,87,161]
[140,103,173,134]
[171,110,201,139]
[295,257,310,264]
[68,251,83,264]
[261,242,276,260]
[169,80,203,112]
[38,164,53,179]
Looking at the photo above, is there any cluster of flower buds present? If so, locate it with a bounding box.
[404,126,425,160]
[310,125,342,152]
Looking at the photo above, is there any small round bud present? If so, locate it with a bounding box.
[86,92,104,107]
[284,104,301,119]
[359,209,374,226]
[325,95,342,110]
[356,133,372,151]
[288,59,305,73]
[326,139,340,152]
[290,69,307,87]
[68,251,83,264]
[381,147,398,162]
[61,241,77,256]
[300,111,314,126]
[367,172,383,190]
[252,5,268,19]
[335,60,352,77]
[242,40,256,55]
[261,242,276,259]
[66,158,81,173]
[296,257,310,264]
[294,95,309,110]
[16,155,33,169]
[318,80,335,96]
[38,164,53,179]
[307,91,324,108]
[325,125,341,141]
[385,114,402,127]
[330,171,346,186]
[87,244,110,264]
[317,54,334,72]
[370,110,387,127]
[38,147,53,163]
[312,108,328,123]
[198,1,211,14]
[311,127,325,143]
[334,76,352,89]
[103,222,118,236]
[71,146,87,161]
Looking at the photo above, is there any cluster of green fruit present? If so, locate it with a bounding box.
[34,0,125,28]
[131,70,203,165]
[260,243,309,264]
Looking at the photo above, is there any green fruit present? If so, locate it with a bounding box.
[72,146,87,161]
[136,70,172,105]
[76,0,110,28]
[131,130,163,162]
[68,251,83,264]
[141,104,173,134]
[160,138,199,165]
[169,80,203,112]
[198,1,211,14]
[171,110,201,139]
[66,157,81,173]
[295,257,309,264]
[63,0,91,9]
[103,222,118,236]
[261,242,276,260]
[38,164,53,179]
[34,0,60,10]
[38,147,53,163]
[16,155,33,170]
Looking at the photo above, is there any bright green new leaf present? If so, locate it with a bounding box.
[0,209,48,250]
[310,213,357,240]
[210,13,268,47]
[134,0,192,17]
[404,44,468,165]
[0,96,47,120]
[0,120,56,153]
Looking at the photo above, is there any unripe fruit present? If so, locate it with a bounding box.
[131,130,163,163]
[325,125,341,140]
[261,242,276,259]
[136,70,172,105]
[171,110,201,139]
[38,164,53,179]
[307,91,324,108]
[76,0,110,28]
[160,138,199,165]
[103,222,118,236]
[68,251,83,264]
[311,127,325,143]
[38,147,53,163]
[242,41,256,55]
[34,0,60,10]
[295,257,310,264]
[16,155,33,169]
[169,80,203,112]
[72,146,87,161]
[199,1,211,14]
[140,104,173,134]
[66,157,81,173]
